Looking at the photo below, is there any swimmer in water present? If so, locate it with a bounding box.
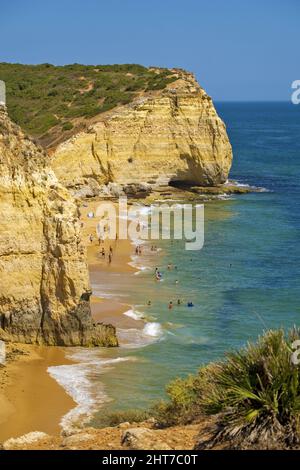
[168,301,173,309]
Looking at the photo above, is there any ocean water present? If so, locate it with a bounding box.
[50,102,300,426]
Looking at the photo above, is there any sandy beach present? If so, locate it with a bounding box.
[0,345,76,442]
[0,199,146,442]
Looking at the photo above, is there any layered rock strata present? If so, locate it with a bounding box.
[52,70,232,197]
[0,107,117,346]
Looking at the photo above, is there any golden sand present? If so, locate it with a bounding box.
[0,345,76,442]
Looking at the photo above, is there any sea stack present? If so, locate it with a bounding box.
[0,106,117,346]
[52,69,232,197]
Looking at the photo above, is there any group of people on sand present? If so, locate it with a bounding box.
[135,245,142,255]
[100,245,114,264]
[88,231,115,265]
[97,244,114,264]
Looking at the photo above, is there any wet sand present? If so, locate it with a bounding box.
[0,199,145,442]
[82,199,144,328]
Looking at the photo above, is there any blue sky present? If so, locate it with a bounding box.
[1,0,299,100]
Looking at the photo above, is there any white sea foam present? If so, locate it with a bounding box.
[123,308,144,321]
[90,288,129,299]
[117,321,164,349]
[143,322,162,337]
[47,351,136,432]
[134,206,152,217]
[128,253,152,274]
[229,179,269,192]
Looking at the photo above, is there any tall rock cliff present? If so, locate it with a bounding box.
[0,107,117,346]
[52,70,232,197]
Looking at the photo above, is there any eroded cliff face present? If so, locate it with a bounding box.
[52,71,232,197]
[0,107,117,346]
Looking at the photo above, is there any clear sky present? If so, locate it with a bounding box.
[1,0,299,101]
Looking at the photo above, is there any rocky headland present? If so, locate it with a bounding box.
[0,106,117,346]
[51,70,233,198]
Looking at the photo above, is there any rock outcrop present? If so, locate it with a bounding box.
[2,432,50,450]
[121,427,171,450]
[52,70,232,197]
[1,423,200,450]
[0,107,117,346]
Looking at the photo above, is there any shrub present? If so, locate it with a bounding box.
[196,328,300,449]
[90,409,151,428]
[153,329,300,449]
[0,62,177,140]
[152,374,203,427]
[62,121,73,131]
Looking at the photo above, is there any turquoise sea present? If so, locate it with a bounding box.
[49,102,300,427]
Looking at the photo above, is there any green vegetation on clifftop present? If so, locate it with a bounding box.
[0,62,177,140]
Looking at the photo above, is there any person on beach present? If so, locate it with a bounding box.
[101,248,105,257]
[109,246,113,255]
[108,252,112,264]
[89,234,94,243]
[135,246,139,255]
[138,245,142,255]
[98,236,102,246]
[168,301,173,309]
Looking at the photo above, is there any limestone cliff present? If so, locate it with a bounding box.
[52,70,232,197]
[0,107,117,346]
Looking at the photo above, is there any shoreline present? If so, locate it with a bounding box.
[84,199,146,330]
[0,199,150,442]
[0,344,76,442]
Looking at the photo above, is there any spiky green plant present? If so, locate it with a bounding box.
[154,329,300,448]
[196,329,300,448]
